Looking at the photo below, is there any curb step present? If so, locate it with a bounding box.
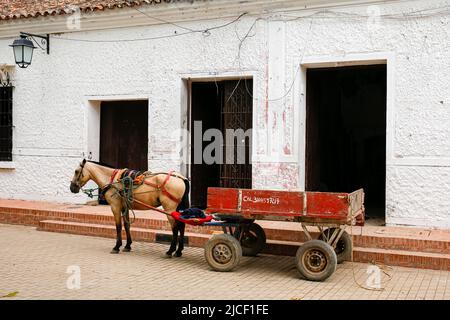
[0,208,222,235]
[37,220,210,248]
[6,207,446,254]
[353,246,450,270]
[37,219,450,271]
[37,219,304,258]
[3,203,450,271]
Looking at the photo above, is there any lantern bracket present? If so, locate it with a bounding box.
[20,32,50,55]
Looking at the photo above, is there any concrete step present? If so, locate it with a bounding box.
[37,219,450,271]
[3,206,449,255]
[36,219,304,258]
[351,230,450,255]
[353,246,450,271]
[37,219,210,248]
[261,238,450,271]
[259,222,450,255]
[0,204,223,234]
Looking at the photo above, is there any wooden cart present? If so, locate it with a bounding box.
[202,187,365,281]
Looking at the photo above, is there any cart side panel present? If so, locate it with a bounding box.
[206,187,304,218]
[240,189,303,216]
[305,192,349,221]
[205,188,240,213]
[206,187,365,224]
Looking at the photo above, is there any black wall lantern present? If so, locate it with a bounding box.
[10,32,49,68]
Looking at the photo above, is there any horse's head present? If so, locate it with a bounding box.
[70,159,89,193]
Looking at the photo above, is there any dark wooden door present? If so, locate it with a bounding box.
[305,69,321,191]
[0,83,13,161]
[100,100,148,171]
[190,83,222,208]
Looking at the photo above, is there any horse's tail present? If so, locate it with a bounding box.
[176,179,190,212]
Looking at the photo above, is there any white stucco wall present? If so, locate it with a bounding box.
[0,0,449,228]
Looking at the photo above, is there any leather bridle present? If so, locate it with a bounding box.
[74,161,86,188]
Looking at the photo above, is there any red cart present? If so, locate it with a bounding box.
[201,187,365,281]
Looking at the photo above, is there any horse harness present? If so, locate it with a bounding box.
[102,169,186,204]
[80,164,209,226]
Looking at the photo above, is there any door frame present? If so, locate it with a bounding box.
[298,52,394,222]
[84,94,149,162]
[180,72,256,185]
[298,52,395,192]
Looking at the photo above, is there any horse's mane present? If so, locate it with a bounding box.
[87,160,116,169]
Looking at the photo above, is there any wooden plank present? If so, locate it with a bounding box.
[348,188,364,216]
[240,189,303,216]
[100,101,148,171]
[349,189,365,225]
[206,188,240,213]
[305,192,349,221]
[206,187,303,216]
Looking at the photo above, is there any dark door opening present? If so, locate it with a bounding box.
[100,100,148,171]
[190,79,253,208]
[306,65,387,222]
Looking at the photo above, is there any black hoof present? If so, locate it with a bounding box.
[165,251,173,258]
[122,247,131,252]
[110,249,120,254]
[174,252,182,257]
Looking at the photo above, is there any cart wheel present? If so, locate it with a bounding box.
[295,240,337,281]
[204,234,242,272]
[318,228,352,264]
[235,223,266,256]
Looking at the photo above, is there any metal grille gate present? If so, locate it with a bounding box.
[220,80,253,189]
[0,77,13,161]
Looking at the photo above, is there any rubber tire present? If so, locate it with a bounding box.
[318,228,352,264]
[236,223,266,256]
[204,234,242,272]
[295,240,337,282]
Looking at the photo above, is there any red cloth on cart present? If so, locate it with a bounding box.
[170,211,213,226]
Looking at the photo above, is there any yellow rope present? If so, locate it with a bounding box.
[349,223,393,291]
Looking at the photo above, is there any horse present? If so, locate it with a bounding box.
[69,159,190,257]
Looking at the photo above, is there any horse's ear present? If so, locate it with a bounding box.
[82,158,86,165]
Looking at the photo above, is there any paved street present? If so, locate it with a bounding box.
[0,224,449,300]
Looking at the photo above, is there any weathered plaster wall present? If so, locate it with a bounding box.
[280,0,450,228]
[0,0,449,228]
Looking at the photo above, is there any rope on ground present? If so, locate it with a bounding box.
[349,223,393,291]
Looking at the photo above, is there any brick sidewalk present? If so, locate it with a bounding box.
[0,224,449,300]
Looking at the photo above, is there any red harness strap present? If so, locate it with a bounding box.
[110,169,182,204]
[170,211,213,226]
[131,200,213,226]
[143,171,181,203]
[109,169,119,184]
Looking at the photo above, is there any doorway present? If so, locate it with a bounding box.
[100,100,148,171]
[190,79,253,208]
[305,65,387,221]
